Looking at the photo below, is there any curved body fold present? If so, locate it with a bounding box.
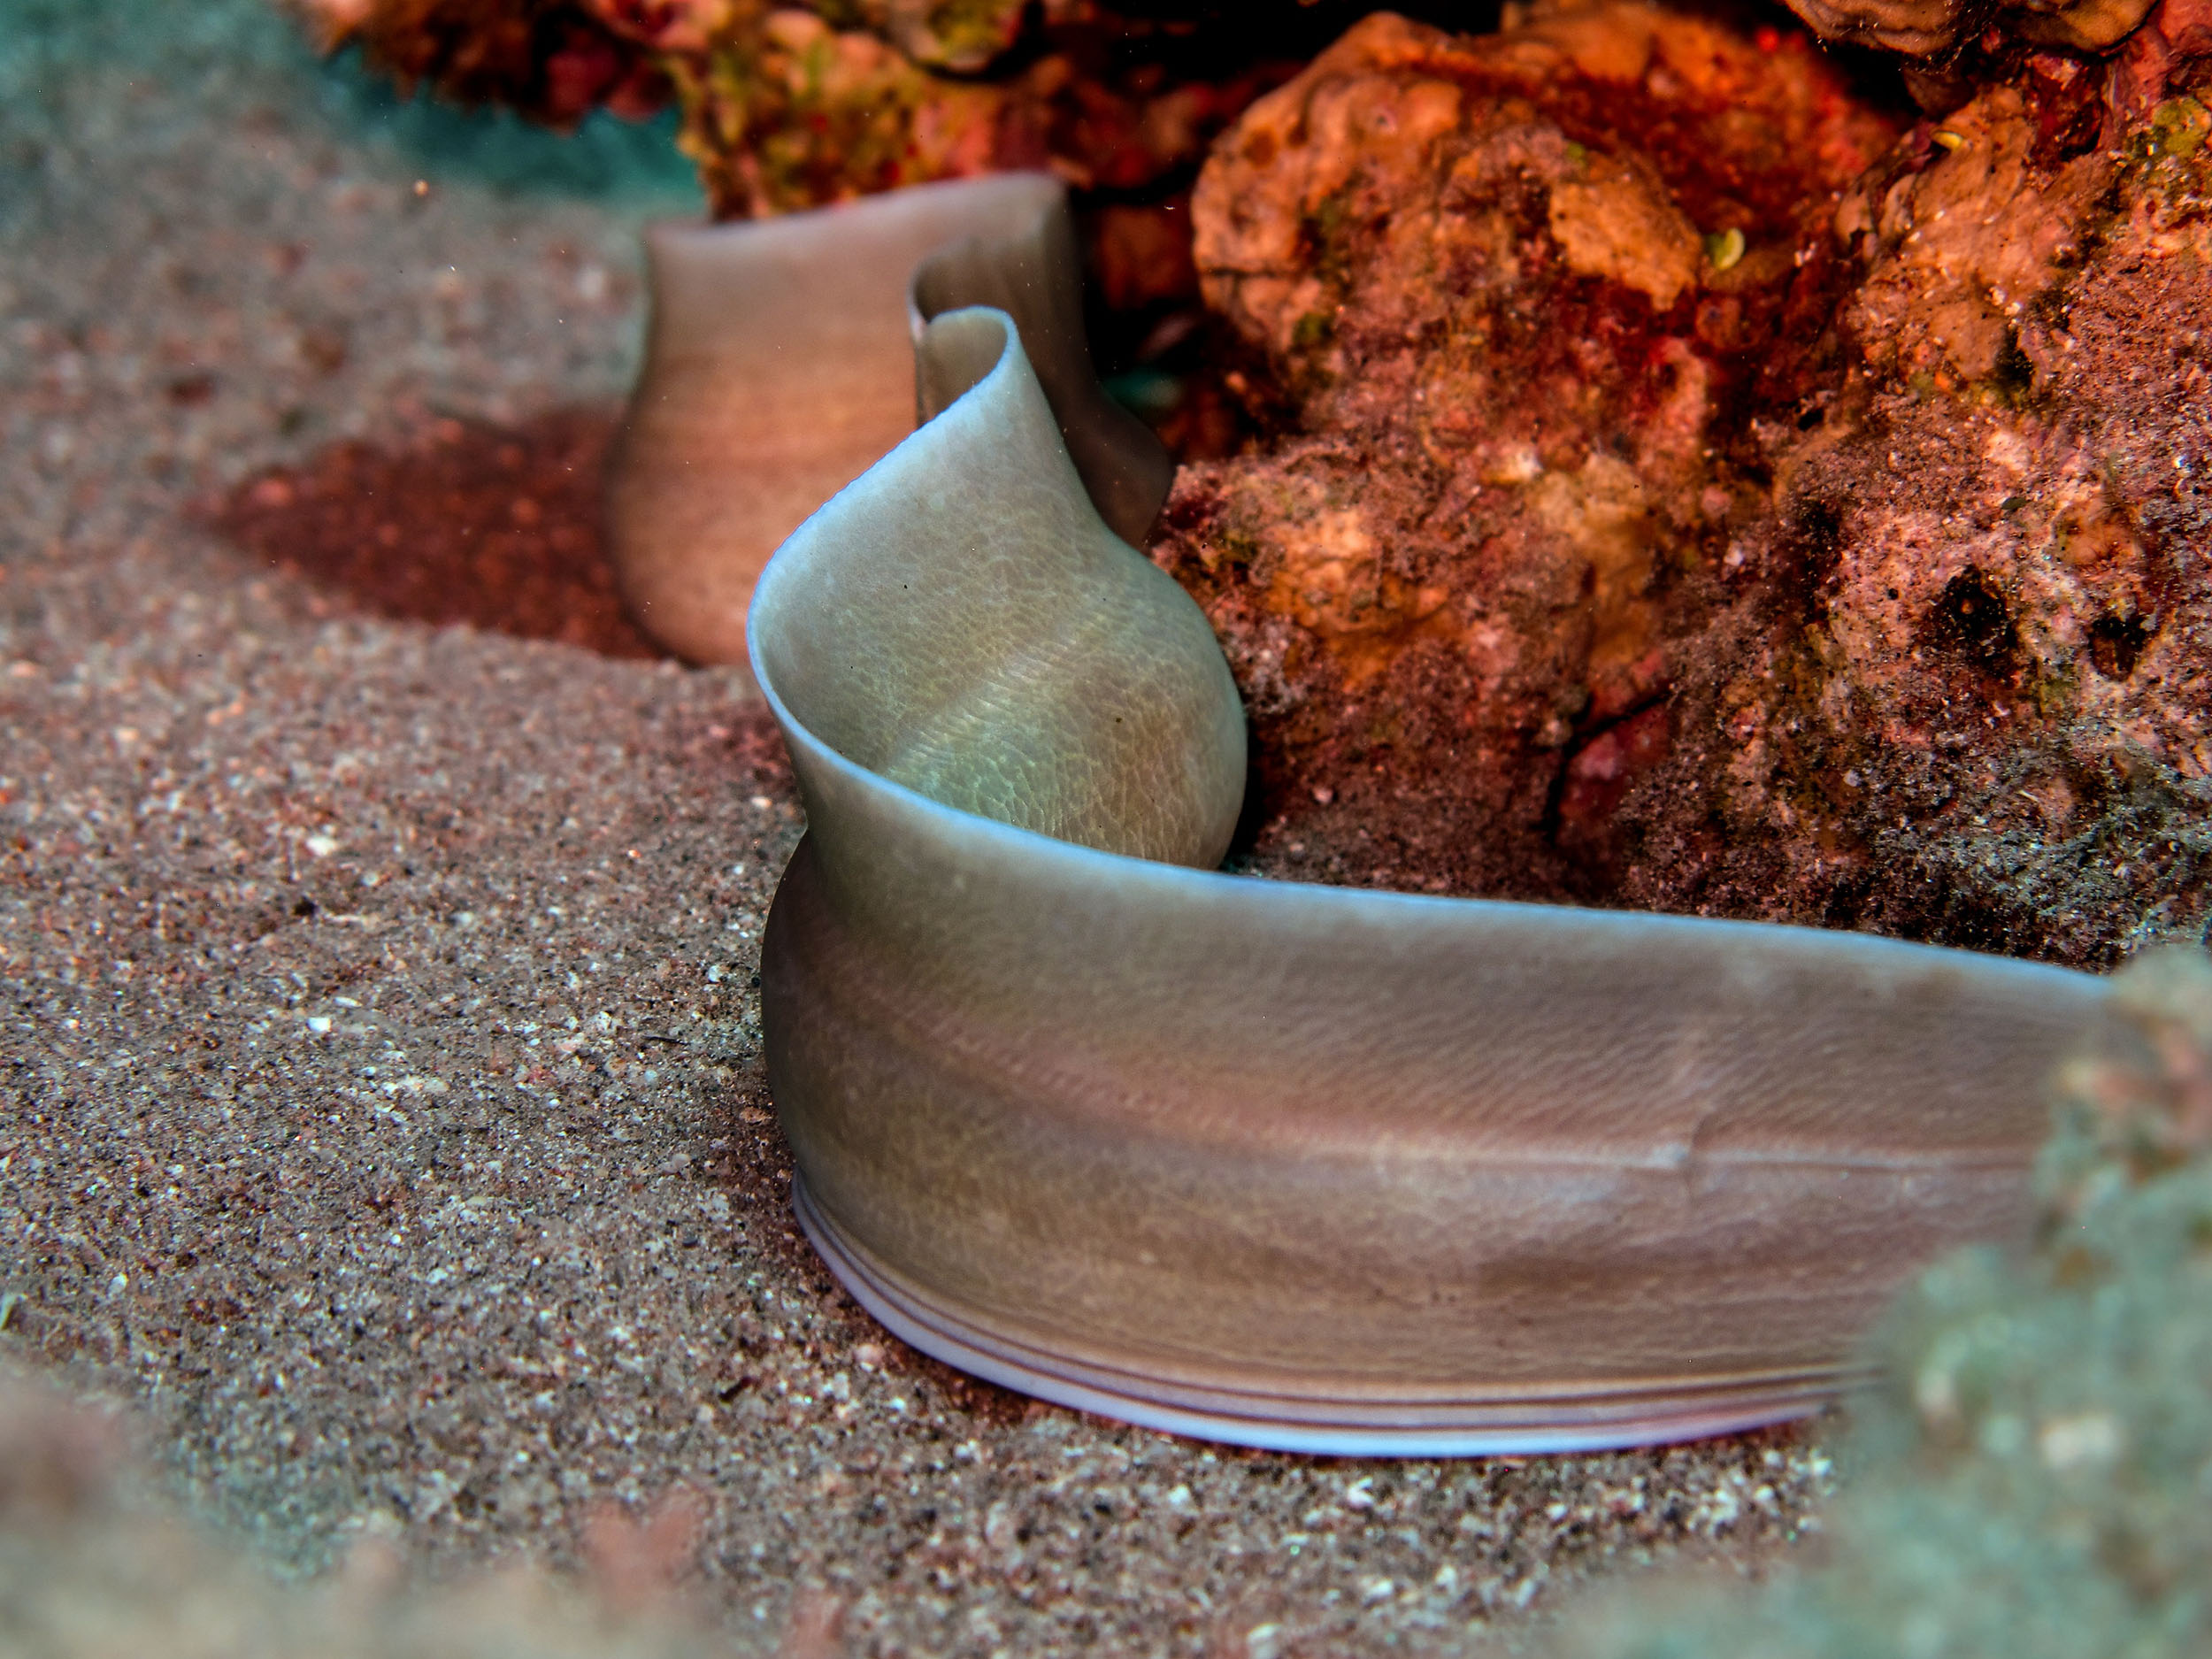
[609,174,1169,663]
[744,305,2109,1455]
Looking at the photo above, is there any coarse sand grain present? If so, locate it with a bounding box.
[0,3,1837,1653]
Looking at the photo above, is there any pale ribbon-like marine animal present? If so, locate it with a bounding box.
[609,175,2111,1455]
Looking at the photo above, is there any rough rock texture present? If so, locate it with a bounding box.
[1550,946,2212,1658]
[286,0,679,123]
[1778,0,2157,61]
[282,0,1406,428]
[1163,3,2212,966]
[287,0,1342,212]
[635,3,1276,223]
[1171,3,1899,897]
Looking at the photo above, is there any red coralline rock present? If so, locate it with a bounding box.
[1725,75,2212,961]
[1160,4,1900,896]
[286,0,1317,400]
[650,6,1280,222]
[289,0,677,123]
[1778,0,2157,58]
[1164,3,2212,964]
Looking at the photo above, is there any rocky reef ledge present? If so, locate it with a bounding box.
[1162,3,2212,971]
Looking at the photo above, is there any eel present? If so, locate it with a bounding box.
[615,176,2114,1455]
[608,174,1169,664]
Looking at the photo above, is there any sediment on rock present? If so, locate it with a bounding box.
[1161,1,2212,966]
[293,0,2212,964]
[281,0,1430,416]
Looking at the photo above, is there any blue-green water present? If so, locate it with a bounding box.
[0,0,703,211]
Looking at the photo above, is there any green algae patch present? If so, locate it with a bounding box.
[2152,97,2211,160]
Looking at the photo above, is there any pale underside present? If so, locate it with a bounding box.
[624,177,2114,1455]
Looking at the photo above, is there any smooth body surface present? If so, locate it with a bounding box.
[607,174,1168,663]
[745,307,2111,1455]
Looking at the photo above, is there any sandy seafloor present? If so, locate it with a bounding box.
[0,3,1839,1653]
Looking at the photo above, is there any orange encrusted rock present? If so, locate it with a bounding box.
[1164,4,2212,964]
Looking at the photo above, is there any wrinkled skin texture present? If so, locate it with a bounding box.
[1163,4,2212,968]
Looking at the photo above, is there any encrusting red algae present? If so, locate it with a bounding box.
[1163,4,2212,969]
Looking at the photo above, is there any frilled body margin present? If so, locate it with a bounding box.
[744,303,2110,1455]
